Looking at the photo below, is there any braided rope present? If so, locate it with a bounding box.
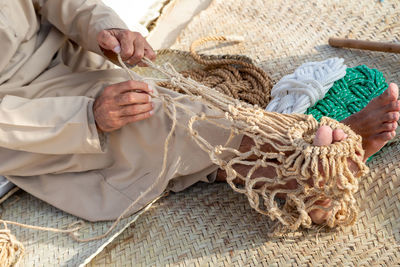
[306,65,387,121]
[158,36,273,108]
[266,57,347,114]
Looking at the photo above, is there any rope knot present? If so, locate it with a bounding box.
[214,145,223,155]
[170,77,182,87]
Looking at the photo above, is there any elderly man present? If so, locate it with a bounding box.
[1,0,247,221]
[1,0,398,224]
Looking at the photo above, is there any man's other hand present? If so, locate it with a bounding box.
[97,29,156,66]
[93,80,155,132]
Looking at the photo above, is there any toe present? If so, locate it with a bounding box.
[383,111,400,122]
[389,83,399,100]
[332,128,347,142]
[385,100,400,112]
[309,199,332,224]
[381,122,398,132]
[379,83,399,103]
[377,130,396,141]
[313,125,333,146]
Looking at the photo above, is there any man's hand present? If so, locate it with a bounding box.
[97,29,156,66]
[93,80,155,132]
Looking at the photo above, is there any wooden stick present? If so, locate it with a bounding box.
[329,38,400,54]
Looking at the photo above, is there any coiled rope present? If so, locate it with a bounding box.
[158,36,273,107]
[266,57,347,114]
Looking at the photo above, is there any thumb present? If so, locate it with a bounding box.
[97,30,121,53]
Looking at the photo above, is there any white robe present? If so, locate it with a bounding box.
[0,0,241,221]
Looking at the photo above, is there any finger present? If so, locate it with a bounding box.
[137,62,148,67]
[97,30,121,53]
[119,103,154,116]
[115,92,152,105]
[144,44,156,61]
[138,46,157,67]
[126,37,145,65]
[121,111,155,125]
[106,80,153,95]
[118,31,135,60]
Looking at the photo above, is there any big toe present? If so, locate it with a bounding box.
[380,83,399,103]
[313,125,333,146]
[309,199,332,225]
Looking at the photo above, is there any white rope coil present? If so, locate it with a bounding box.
[266,57,346,114]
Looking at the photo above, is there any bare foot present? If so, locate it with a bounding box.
[341,83,400,160]
[216,126,349,225]
[217,83,400,225]
[309,83,400,223]
[307,125,346,224]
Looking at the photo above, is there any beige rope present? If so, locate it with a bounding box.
[0,222,24,267]
[0,187,19,206]
[0,218,85,265]
[117,45,368,232]
[112,33,369,232]
[158,36,273,108]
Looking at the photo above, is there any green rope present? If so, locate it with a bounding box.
[306,65,388,161]
[306,65,387,122]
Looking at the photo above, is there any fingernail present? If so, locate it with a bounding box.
[151,102,155,108]
[113,45,121,54]
[150,110,155,115]
[148,95,152,102]
[148,84,154,93]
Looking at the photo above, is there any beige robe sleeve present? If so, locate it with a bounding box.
[34,0,129,55]
[0,95,105,154]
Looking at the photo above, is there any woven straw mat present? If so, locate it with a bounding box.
[89,0,400,265]
[0,189,160,266]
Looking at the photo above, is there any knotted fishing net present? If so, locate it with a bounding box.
[118,36,369,232]
[0,36,371,265]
